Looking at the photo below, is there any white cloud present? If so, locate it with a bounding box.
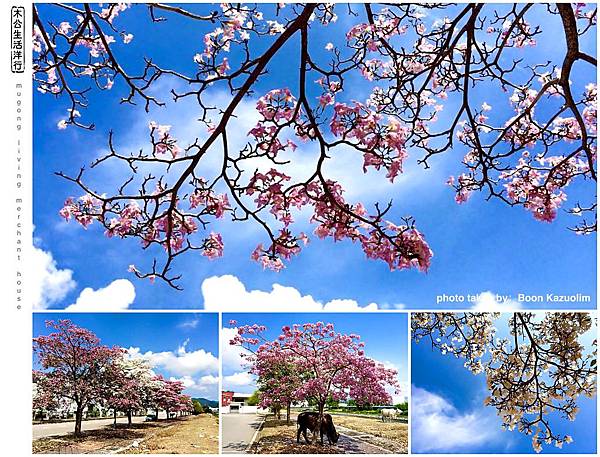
[411,386,500,452]
[221,326,247,373]
[385,381,409,405]
[65,279,136,311]
[378,360,400,372]
[127,341,218,377]
[31,246,76,310]
[170,374,219,394]
[223,371,254,387]
[374,359,408,404]
[202,274,379,312]
[472,291,521,311]
[199,374,220,385]
[178,318,200,329]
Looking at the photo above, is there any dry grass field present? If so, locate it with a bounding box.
[332,415,408,453]
[32,415,218,454]
[123,415,218,454]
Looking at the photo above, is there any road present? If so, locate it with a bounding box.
[32,416,146,439]
[222,413,265,454]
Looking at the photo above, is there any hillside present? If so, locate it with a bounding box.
[193,397,218,408]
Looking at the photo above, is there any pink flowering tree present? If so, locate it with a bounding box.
[35,3,596,288]
[33,321,196,431]
[101,355,153,426]
[173,394,195,417]
[249,337,303,424]
[412,312,597,453]
[230,321,400,426]
[228,323,302,423]
[253,356,302,425]
[152,375,187,420]
[32,320,123,436]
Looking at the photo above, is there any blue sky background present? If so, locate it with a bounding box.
[33,312,219,399]
[411,314,597,454]
[33,3,597,310]
[221,312,408,403]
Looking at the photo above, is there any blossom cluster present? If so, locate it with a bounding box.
[330,102,409,182]
[244,172,432,272]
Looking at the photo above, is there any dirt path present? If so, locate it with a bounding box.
[249,415,407,454]
[330,415,408,453]
[33,417,147,440]
[121,415,218,454]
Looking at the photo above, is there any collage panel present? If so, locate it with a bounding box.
[221,313,409,454]
[410,312,597,454]
[32,2,596,314]
[31,313,219,454]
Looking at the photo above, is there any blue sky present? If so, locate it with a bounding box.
[411,314,597,454]
[221,312,408,403]
[33,312,219,400]
[33,3,596,311]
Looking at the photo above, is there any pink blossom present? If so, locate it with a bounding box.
[202,232,224,259]
[58,22,72,35]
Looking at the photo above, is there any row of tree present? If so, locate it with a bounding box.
[33,320,194,436]
[230,321,400,425]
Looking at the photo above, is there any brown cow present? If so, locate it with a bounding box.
[296,411,340,445]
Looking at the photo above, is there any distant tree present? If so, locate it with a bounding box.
[33,320,122,436]
[173,394,194,417]
[412,312,597,453]
[395,402,408,414]
[102,355,154,426]
[87,405,101,418]
[154,376,186,420]
[246,391,260,406]
[192,399,203,415]
[326,396,339,409]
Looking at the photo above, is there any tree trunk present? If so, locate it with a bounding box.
[74,406,83,436]
[317,402,325,445]
[113,409,117,427]
[127,410,132,426]
[156,408,159,421]
[286,402,291,425]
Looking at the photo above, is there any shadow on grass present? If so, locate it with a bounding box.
[251,434,341,455]
[250,419,341,455]
[32,420,187,454]
[261,419,293,429]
